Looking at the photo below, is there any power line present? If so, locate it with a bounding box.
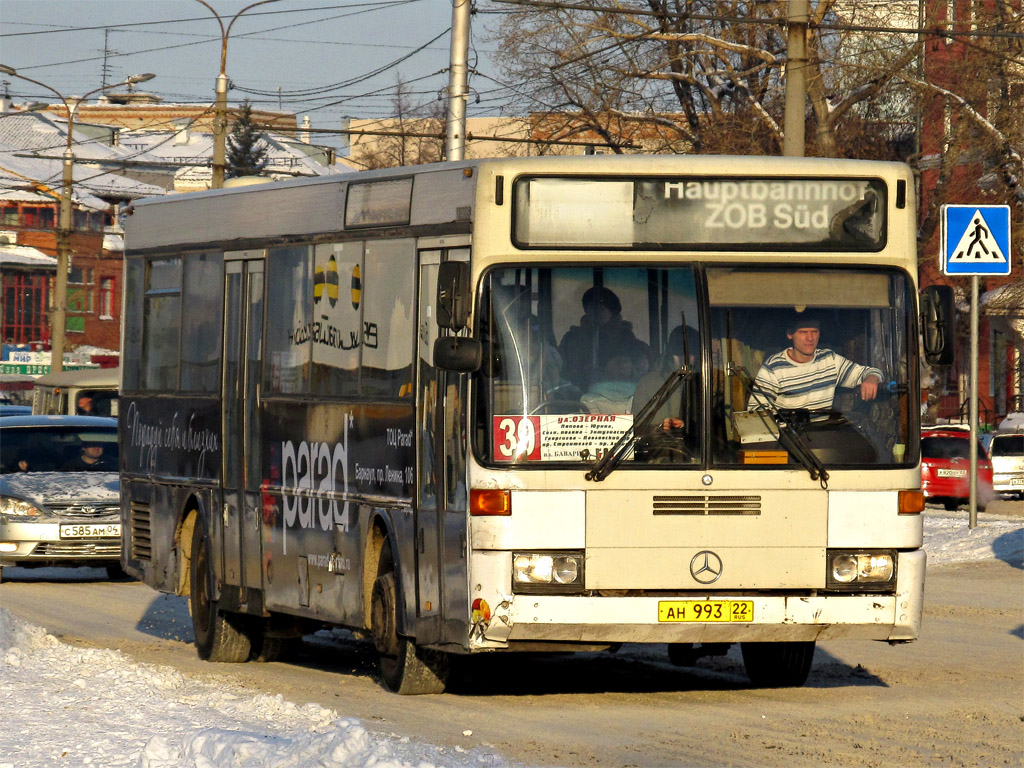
[0,1,422,37]
[492,0,1024,40]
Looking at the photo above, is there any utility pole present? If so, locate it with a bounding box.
[783,0,808,157]
[0,66,154,372]
[445,0,472,162]
[193,0,281,189]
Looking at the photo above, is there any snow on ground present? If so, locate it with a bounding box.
[0,608,510,768]
[0,508,1020,768]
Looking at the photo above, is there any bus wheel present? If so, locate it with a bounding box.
[189,521,251,663]
[370,569,448,694]
[741,641,815,687]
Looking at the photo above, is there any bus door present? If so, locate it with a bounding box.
[221,253,266,606]
[415,247,471,645]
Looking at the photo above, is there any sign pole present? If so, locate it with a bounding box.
[969,275,979,529]
[940,203,1011,530]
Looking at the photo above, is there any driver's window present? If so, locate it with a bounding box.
[707,267,909,467]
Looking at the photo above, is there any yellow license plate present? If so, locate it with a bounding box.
[658,600,754,622]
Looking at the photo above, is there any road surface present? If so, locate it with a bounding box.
[1,557,1020,767]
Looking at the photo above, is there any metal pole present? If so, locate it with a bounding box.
[445,0,471,162]
[783,0,808,157]
[0,66,153,374]
[212,72,229,188]
[193,1,282,188]
[52,144,73,373]
[969,275,979,528]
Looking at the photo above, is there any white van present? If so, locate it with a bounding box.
[31,367,120,417]
[989,417,1024,500]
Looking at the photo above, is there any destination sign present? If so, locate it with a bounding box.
[514,176,886,251]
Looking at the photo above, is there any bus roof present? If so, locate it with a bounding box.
[33,367,120,388]
[125,155,912,254]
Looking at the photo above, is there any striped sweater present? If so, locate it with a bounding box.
[749,348,883,411]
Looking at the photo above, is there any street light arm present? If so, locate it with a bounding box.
[0,65,156,374]
[0,65,70,113]
[191,0,281,189]
[191,0,229,73]
[225,0,284,45]
[191,0,282,75]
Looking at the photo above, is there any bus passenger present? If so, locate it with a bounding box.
[749,313,882,412]
[633,324,694,429]
[76,394,95,415]
[558,287,650,393]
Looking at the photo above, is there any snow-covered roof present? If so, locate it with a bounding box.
[0,111,134,164]
[0,244,57,269]
[981,281,1024,317]
[0,140,164,206]
[120,128,341,180]
[997,412,1024,433]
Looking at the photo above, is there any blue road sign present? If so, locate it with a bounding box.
[941,204,1012,276]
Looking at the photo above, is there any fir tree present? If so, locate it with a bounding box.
[225,101,269,178]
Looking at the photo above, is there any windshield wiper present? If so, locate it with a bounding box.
[585,365,693,482]
[729,363,830,488]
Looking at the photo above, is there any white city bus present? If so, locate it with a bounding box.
[120,155,953,693]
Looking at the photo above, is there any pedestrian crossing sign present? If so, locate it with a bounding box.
[941,204,1012,276]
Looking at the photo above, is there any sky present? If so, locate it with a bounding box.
[1,509,1021,768]
[0,1,508,146]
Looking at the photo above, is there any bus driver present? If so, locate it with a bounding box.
[749,312,883,412]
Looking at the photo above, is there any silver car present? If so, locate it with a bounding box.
[0,415,121,582]
[989,431,1024,500]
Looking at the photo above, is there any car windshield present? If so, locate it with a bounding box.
[990,435,1024,456]
[921,436,973,460]
[0,427,119,473]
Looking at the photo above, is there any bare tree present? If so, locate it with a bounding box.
[353,79,445,169]
[491,2,1019,166]
[491,0,1022,256]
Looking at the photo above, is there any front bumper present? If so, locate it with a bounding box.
[0,519,121,567]
[474,550,925,647]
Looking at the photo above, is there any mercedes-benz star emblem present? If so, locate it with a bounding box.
[689,550,723,584]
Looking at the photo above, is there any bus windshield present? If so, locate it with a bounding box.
[474,266,915,469]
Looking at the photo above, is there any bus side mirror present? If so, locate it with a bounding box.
[436,261,470,331]
[921,285,955,366]
[433,337,482,372]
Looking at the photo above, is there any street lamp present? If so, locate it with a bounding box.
[0,65,155,373]
[193,0,281,189]
[0,101,49,117]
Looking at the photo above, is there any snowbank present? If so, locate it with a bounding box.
[0,610,509,768]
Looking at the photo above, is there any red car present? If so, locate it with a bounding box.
[921,426,994,510]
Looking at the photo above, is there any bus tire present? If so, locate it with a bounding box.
[741,641,815,687]
[370,570,448,695]
[189,520,251,663]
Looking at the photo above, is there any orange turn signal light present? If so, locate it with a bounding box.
[470,489,511,516]
[898,490,925,515]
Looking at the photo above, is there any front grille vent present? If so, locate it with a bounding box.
[48,503,119,519]
[130,502,153,561]
[652,495,762,516]
[35,541,121,557]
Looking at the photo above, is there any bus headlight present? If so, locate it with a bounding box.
[826,550,896,591]
[512,551,584,594]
